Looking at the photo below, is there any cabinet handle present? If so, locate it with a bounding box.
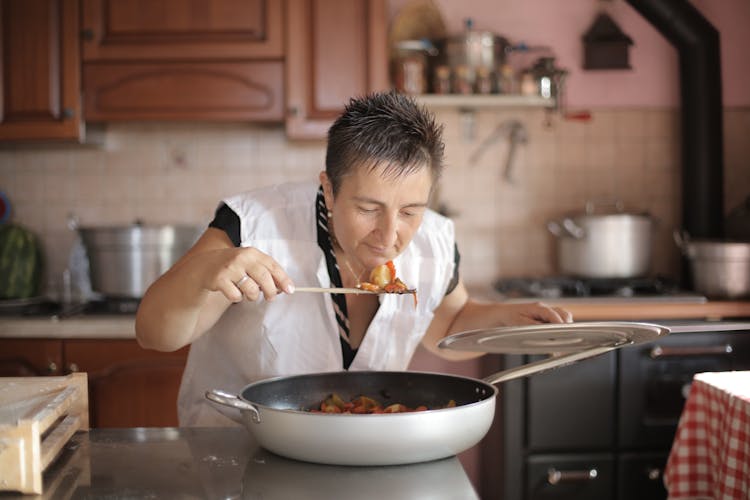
[81,28,94,41]
[67,362,79,373]
[647,467,662,481]
[61,108,75,119]
[547,468,598,485]
[47,362,58,374]
[649,344,733,359]
[287,106,300,117]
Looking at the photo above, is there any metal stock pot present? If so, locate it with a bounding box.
[548,201,654,278]
[206,322,669,466]
[74,220,201,298]
[674,231,750,299]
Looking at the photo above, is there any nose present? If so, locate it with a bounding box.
[376,211,399,248]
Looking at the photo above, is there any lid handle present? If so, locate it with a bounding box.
[482,346,616,386]
[585,199,625,215]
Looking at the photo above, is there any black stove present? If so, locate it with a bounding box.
[494,276,697,300]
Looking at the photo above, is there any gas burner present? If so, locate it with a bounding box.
[84,298,140,315]
[494,276,683,299]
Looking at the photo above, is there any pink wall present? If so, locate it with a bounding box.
[389,0,750,108]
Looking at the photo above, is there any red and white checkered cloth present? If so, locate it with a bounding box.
[664,371,750,500]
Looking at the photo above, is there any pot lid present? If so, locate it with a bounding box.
[439,321,669,355]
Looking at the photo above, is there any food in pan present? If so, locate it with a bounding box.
[308,393,457,414]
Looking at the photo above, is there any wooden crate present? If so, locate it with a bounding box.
[0,373,89,494]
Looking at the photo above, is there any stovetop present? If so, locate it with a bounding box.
[0,297,140,318]
[493,276,707,303]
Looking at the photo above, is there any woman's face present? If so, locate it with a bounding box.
[321,164,433,273]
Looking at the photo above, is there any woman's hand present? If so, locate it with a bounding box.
[137,228,296,351]
[494,301,573,326]
[191,246,295,303]
[423,283,575,361]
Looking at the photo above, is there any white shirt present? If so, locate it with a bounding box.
[177,182,456,426]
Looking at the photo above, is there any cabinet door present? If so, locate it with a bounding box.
[285,0,388,139]
[0,0,82,141]
[617,453,667,500]
[618,331,750,449]
[527,351,616,451]
[64,339,189,428]
[83,61,283,121]
[0,339,64,376]
[81,0,283,60]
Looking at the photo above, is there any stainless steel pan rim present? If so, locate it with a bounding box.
[207,370,500,420]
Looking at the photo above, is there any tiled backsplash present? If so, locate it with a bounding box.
[1,108,748,293]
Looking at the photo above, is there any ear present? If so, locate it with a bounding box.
[319,171,334,210]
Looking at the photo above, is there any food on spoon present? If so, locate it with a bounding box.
[309,393,456,414]
[359,260,415,295]
[368,261,396,288]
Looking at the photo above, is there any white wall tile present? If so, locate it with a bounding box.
[3,109,748,290]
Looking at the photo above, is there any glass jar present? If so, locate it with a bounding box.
[433,65,452,94]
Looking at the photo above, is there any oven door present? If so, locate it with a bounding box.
[618,330,750,449]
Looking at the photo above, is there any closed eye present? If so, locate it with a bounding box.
[401,207,425,218]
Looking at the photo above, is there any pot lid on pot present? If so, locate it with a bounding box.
[439,321,669,355]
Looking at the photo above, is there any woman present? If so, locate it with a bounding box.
[136,91,572,426]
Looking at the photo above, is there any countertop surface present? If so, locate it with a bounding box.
[1,293,749,339]
[0,315,135,339]
[1,427,478,499]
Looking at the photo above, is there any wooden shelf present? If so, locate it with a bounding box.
[415,94,554,109]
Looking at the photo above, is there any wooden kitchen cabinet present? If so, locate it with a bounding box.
[81,0,283,61]
[285,0,389,139]
[64,339,189,428]
[0,339,64,376]
[81,0,284,121]
[0,0,83,141]
[0,338,188,428]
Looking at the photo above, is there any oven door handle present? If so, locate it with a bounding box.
[547,468,598,485]
[649,344,733,359]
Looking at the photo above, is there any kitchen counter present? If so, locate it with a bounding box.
[1,297,750,339]
[2,427,478,499]
[550,299,750,321]
[0,315,135,339]
[466,284,750,322]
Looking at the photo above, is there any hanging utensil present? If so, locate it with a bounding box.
[469,119,528,184]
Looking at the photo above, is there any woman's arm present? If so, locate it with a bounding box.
[421,281,573,361]
[135,228,294,352]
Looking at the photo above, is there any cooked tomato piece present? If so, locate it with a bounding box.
[383,403,409,413]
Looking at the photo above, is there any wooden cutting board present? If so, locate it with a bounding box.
[0,373,89,494]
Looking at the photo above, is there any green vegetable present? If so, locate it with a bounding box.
[0,223,43,299]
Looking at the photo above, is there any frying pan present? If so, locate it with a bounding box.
[206,322,669,466]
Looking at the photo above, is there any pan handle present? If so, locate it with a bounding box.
[482,346,616,385]
[205,389,261,424]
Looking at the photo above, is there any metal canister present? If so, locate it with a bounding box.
[392,40,437,95]
[433,19,510,92]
